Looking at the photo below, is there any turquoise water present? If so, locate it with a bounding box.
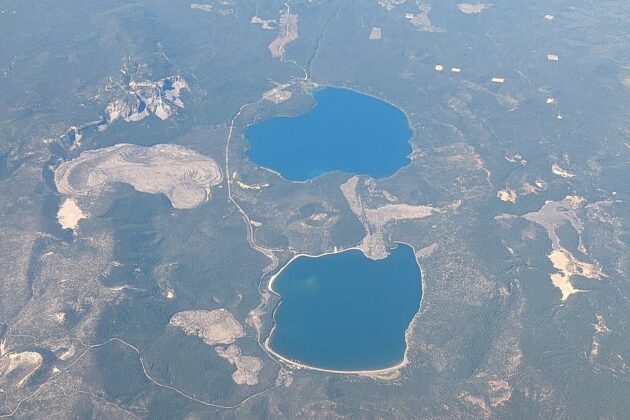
[245,87,412,181]
[269,244,422,371]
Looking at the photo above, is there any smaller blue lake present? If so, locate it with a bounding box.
[245,87,413,181]
[269,244,422,371]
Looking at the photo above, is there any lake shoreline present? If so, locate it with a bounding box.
[263,242,424,377]
[245,87,413,182]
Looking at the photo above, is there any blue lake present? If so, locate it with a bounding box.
[245,87,413,181]
[269,244,422,371]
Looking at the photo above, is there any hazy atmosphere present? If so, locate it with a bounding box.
[0,0,628,418]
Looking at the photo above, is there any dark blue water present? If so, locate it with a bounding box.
[246,87,413,181]
[269,244,422,371]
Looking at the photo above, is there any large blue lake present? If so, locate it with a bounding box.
[269,244,422,371]
[245,87,413,181]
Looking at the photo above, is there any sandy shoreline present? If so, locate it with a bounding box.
[262,241,425,377]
